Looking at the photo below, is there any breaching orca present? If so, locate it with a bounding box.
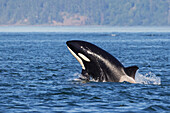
[66,40,139,83]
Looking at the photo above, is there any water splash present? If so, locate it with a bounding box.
[73,71,161,85]
[73,73,100,82]
[135,71,161,85]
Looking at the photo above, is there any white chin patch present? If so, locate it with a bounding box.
[78,53,90,62]
[67,46,85,70]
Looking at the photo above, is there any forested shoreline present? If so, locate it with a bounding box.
[0,0,170,26]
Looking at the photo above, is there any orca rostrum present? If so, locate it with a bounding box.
[66,40,139,83]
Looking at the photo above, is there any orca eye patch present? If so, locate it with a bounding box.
[78,53,90,62]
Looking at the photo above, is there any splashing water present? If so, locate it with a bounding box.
[73,71,161,85]
[135,71,161,85]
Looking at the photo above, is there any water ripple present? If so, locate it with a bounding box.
[0,32,169,113]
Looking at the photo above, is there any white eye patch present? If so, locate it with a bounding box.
[78,53,90,62]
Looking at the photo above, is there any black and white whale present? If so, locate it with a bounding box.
[66,40,139,83]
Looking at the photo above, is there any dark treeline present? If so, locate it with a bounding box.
[0,0,170,26]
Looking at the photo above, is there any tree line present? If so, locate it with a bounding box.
[0,0,169,26]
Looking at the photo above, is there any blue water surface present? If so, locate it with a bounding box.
[0,31,169,113]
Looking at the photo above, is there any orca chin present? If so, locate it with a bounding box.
[67,46,86,70]
[66,40,139,83]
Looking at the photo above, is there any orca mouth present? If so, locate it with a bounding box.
[66,41,71,47]
[66,41,73,50]
[66,41,78,53]
[66,40,78,48]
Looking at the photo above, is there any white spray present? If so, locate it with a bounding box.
[135,70,161,85]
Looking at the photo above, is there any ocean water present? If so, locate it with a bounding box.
[0,27,169,113]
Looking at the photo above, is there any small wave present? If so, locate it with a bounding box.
[135,71,161,85]
[111,34,116,37]
[73,73,107,83]
[72,73,85,82]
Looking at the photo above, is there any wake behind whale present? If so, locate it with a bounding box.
[135,71,161,85]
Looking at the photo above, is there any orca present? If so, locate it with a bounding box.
[66,40,139,83]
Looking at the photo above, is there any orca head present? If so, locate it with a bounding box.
[66,40,92,70]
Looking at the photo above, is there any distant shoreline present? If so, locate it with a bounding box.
[0,26,170,33]
[0,24,170,27]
